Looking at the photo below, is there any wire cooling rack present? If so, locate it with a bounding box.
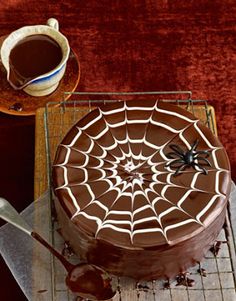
[42,91,236,301]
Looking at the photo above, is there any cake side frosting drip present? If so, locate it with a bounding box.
[52,100,231,248]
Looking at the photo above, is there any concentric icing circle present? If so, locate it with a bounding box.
[52,100,231,248]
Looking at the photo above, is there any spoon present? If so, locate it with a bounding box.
[0,197,116,301]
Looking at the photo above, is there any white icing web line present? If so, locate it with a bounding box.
[155,105,197,123]
[135,183,169,241]
[101,103,165,166]
[122,101,159,167]
[196,195,220,222]
[54,101,227,244]
[79,103,186,163]
[71,176,131,218]
[94,186,134,237]
[100,107,136,166]
[150,170,226,196]
[145,122,195,164]
[148,184,204,225]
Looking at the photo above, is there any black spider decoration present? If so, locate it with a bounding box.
[165,139,212,176]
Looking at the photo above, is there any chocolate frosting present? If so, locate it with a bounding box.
[52,100,231,279]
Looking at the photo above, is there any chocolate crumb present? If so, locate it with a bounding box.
[198,268,207,277]
[117,278,122,301]
[176,273,195,287]
[210,241,222,256]
[62,241,74,258]
[210,240,227,256]
[163,280,170,289]
[75,297,84,301]
[50,206,57,221]
[137,283,150,291]
[9,102,23,111]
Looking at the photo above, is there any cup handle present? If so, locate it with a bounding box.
[47,18,59,31]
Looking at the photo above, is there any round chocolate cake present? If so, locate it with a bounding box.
[52,99,231,280]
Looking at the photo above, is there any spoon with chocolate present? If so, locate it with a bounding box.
[0,197,116,301]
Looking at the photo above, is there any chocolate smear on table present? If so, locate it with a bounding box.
[37,289,47,293]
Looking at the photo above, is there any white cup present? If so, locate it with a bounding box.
[0,18,70,97]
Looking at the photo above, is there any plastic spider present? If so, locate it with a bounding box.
[165,139,211,176]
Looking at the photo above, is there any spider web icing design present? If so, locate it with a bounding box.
[53,100,230,247]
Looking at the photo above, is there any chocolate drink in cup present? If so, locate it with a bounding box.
[9,34,63,89]
[0,18,70,96]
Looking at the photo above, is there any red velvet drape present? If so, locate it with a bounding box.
[0,1,235,300]
[0,1,235,177]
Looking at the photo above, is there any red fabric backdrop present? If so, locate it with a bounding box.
[0,0,235,177]
[0,1,235,300]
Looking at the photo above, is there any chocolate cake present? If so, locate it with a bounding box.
[52,99,231,280]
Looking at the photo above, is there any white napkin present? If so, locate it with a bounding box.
[0,190,53,301]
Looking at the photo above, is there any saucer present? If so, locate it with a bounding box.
[0,35,80,116]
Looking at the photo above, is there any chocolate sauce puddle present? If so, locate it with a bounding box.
[9,34,62,89]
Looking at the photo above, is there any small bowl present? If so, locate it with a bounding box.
[0,18,70,97]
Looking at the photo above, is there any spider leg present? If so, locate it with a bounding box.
[194,150,210,158]
[169,144,184,155]
[190,139,199,152]
[194,157,212,166]
[174,164,187,176]
[166,152,182,159]
[166,159,185,168]
[193,162,208,175]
